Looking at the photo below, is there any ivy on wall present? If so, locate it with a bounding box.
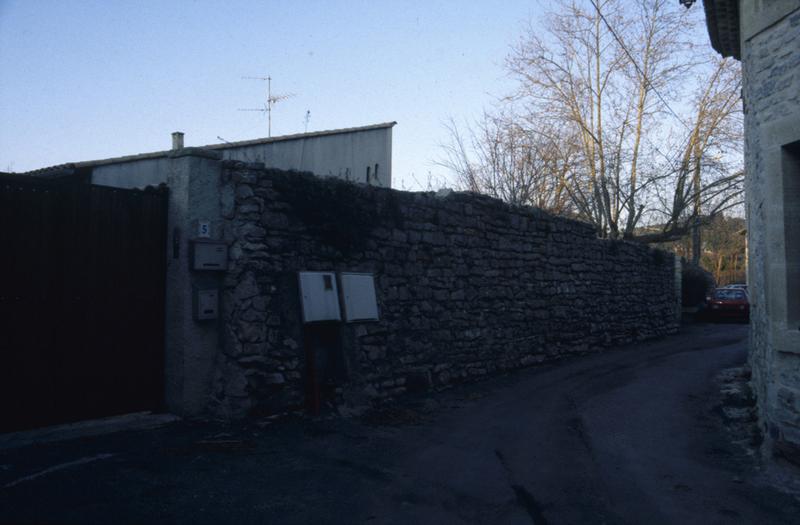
[269,170,403,253]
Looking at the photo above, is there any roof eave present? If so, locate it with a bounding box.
[703,0,741,60]
[23,121,398,174]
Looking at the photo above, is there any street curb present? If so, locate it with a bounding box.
[0,412,181,451]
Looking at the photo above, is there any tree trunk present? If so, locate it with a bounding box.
[691,221,701,266]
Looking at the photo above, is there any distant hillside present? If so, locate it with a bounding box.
[648,215,746,285]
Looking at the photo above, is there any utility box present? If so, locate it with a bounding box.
[298,271,342,323]
[340,272,379,322]
[191,239,228,271]
[193,288,219,321]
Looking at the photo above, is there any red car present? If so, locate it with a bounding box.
[708,288,750,322]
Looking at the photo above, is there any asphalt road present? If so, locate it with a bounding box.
[2,323,798,524]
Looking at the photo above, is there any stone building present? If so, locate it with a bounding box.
[703,0,800,463]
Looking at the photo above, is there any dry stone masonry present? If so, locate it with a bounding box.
[211,164,679,418]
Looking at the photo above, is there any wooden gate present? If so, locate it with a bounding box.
[0,174,168,432]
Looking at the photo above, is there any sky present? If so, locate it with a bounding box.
[0,0,543,190]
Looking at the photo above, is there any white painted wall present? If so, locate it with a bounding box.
[218,126,392,187]
[92,158,171,189]
[89,126,393,190]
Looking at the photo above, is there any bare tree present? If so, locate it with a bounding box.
[439,0,743,244]
[438,112,577,214]
[637,55,743,252]
[660,214,746,284]
[702,215,746,285]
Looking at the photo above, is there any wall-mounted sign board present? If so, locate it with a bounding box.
[340,272,379,322]
[298,271,342,323]
[191,240,228,271]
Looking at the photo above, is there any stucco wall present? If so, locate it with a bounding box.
[162,150,229,418]
[740,1,800,462]
[210,165,680,418]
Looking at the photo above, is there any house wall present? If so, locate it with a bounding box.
[740,0,800,463]
[218,126,392,187]
[209,165,680,418]
[92,157,171,189]
[88,126,392,189]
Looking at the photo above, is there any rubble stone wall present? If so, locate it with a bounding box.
[211,165,679,417]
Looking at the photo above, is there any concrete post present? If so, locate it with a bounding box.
[675,254,683,325]
[163,148,224,417]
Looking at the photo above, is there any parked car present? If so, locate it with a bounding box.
[725,283,748,293]
[708,288,750,322]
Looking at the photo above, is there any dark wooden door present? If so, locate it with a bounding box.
[0,174,168,432]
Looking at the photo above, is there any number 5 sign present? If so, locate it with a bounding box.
[198,221,211,238]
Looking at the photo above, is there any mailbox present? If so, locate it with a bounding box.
[191,239,228,271]
[340,272,379,322]
[298,271,341,323]
[193,288,219,321]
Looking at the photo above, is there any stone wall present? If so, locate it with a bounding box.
[211,165,679,418]
[740,4,800,463]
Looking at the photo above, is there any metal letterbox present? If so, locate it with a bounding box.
[191,240,228,271]
[298,271,341,323]
[194,288,219,321]
[340,272,379,322]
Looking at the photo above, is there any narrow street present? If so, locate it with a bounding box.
[2,323,798,524]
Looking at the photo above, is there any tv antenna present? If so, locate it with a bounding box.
[239,75,295,137]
